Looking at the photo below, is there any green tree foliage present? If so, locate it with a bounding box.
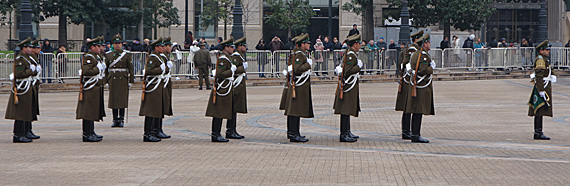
[265,0,315,38]
[200,0,233,39]
[0,0,17,22]
[386,0,496,40]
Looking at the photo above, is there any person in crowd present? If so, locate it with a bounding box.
[211,37,224,51]
[131,38,144,52]
[269,36,285,72]
[474,38,486,70]
[463,34,474,49]
[81,38,91,53]
[376,37,387,50]
[56,45,67,83]
[348,24,359,37]
[388,39,397,49]
[313,39,325,76]
[184,31,194,49]
[440,36,449,49]
[256,38,269,77]
[41,39,54,83]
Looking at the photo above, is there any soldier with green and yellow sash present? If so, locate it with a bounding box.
[528,40,555,140]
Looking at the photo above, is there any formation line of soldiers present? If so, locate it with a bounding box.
[6,33,557,143]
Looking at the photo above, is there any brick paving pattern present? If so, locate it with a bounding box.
[1,78,570,185]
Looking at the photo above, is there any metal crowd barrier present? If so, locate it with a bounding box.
[429,49,443,69]
[443,48,474,69]
[550,48,570,69]
[38,53,57,82]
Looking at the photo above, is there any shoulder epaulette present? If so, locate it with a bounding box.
[535,59,546,70]
[421,51,428,55]
[105,51,112,54]
[232,52,240,56]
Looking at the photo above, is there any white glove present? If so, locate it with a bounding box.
[529,73,535,79]
[405,63,412,72]
[230,64,237,72]
[430,60,436,69]
[9,73,14,80]
[78,69,82,75]
[211,69,216,75]
[142,69,145,75]
[30,65,36,72]
[243,62,248,70]
[105,83,109,88]
[36,65,42,73]
[551,75,557,83]
[167,61,173,69]
[357,59,363,68]
[128,83,132,88]
[160,63,166,71]
[101,62,107,70]
[307,59,313,66]
[539,91,547,100]
[335,66,343,75]
[287,65,293,73]
[282,70,288,76]
[97,63,105,71]
[400,63,404,70]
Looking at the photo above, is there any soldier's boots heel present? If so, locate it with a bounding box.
[402,131,412,140]
[13,134,33,143]
[340,134,357,142]
[534,132,550,140]
[226,129,245,139]
[93,132,103,139]
[156,130,171,139]
[411,135,429,143]
[289,135,309,143]
[111,120,121,128]
[286,133,306,139]
[143,133,161,142]
[83,133,102,142]
[25,131,40,140]
[348,131,359,139]
[211,133,229,142]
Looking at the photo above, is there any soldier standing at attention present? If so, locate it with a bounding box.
[404,34,435,143]
[205,38,237,142]
[139,38,167,142]
[6,38,38,143]
[333,34,363,142]
[76,37,107,142]
[157,37,173,139]
[227,37,248,139]
[105,34,134,128]
[284,33,313,143]
[193,42,212,90]
[528,40,555,140]
[395,30,423,140]
[27,38,42,140]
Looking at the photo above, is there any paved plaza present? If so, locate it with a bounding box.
[1,78,570,185]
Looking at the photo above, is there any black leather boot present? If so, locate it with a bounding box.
[25,121,40,139]
[82,120,102,142]
[533,116,550,140]
[344,114,359,139]
[118,108,125,127]
[90,120,103,139]
[143,117,161,142]
[402,113,412,139]
[411,114,429,143]
[154,118,171,139]
[211,118,229,142]
[286,116,305,139]
[290,116,308,142]
[13,120,32,143]
[226,113,244,139]
[340,115,357,142]
[111,109,121,127]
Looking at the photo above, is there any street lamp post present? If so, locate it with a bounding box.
[537,0,547,42]
[231,0,244,39]
[15,0,33,54]
[398,0,410,46]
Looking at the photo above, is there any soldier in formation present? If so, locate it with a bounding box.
[205,38,237,142]
[159,37,174,139]
[528,40,555,140]
[76,36,107,142]
[404,34,435,143]
[333,34,363,142]
[395,30,423,140]
[226,37,248,139]
[105,34,134,128]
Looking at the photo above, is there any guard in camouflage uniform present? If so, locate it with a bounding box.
[226,37,248,139]
[333,34,363,142]
[76,36,107,142]
[404,34,435,143]
[395,30,423,140]
[157,37,174,139]
[105,34,134,128]
[528,40,555,140]
[205,38,237,142]
[139,38,167,142]
[284,33,313,143]
[6,38,38,143]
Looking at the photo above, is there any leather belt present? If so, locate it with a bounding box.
[109,68,128,72]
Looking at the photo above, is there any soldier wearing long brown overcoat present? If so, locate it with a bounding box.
[105,34,134,128]
[404,34,434,143]
[76,36,107,142]
[333,34,363,142]
[139,38,167,142]
[225,37,248,139]
[205,38,236,142]
[156,37,174,139]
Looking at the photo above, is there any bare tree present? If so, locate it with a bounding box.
[241,0,259,37]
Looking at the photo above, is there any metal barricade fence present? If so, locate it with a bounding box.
[272,50,291,78]
[55,52,83,79]
[359,50,381,74]
[169,51,194,78]
[310,50,335,76]
[38,53,57,82]
[550,47,570,69]
[443,48,473,69]
[487,48,506,69]
[131,52,148,77]
[1,54,15,81]
[244,50,273,77]
[383,49,399,72]
[429,49,443,69]
[519,47,535,69]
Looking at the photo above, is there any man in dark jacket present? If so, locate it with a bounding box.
[440,36,449,49]
[376,37,387,50]
[131,38,144,52]
[463,34,474,49]
[348,24,359,37]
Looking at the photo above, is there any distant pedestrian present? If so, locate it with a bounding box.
[348,24,359,37]
[440,36,449,49]
[41,39,54,83]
